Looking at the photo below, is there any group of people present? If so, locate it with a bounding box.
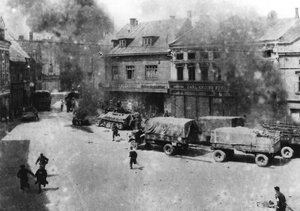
[17,153,49,193]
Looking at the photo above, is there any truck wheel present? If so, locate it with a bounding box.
[105,121,112,128]
[116,123,124,130]
[255,154,269,167]
[163,144,175,155]
[281,146,294,159]
[131,141,138,150]
[213,150,227,162]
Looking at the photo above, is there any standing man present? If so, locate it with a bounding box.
[17,165,35,190]
[60,99,64,112]
[112,123,119,142]
[274,186,286,211]
[35,166,48,193]
[129,146,138,169]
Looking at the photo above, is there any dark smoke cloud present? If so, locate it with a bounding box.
[7,0,114,42]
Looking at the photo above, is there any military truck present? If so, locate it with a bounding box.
[211,127,281,167]
[261,121,300,159]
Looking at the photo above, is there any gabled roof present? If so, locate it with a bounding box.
[109,18,192,56]
[6,33,30,62]
[258,18,300,43]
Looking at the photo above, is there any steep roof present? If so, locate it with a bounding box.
[109,18,192,56]
[258,18,300,43]
[169,25,219,48]
[6,33,30,62]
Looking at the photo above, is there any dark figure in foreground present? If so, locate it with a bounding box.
[36,153,49,168]
[112,123,119,141]
[35,166,48,193]
[129,146,138,169]
[17,165,35,190]
[274,186,286,211]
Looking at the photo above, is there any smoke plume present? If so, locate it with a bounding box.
[7,0,114,42]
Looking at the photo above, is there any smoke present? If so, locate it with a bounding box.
[6,0,114,42]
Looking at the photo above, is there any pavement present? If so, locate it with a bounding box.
[1,108,300,210]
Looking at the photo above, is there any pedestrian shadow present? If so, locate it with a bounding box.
[0,140,50,210]
[47,174,59,178]
[65,124,94,133]
[42,187,59,192]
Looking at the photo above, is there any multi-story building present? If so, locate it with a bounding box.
[169,27,237,119]
[0,18,11,120]
[7,34,31,116]
[104,17,192,114]
[18,33,107,92]
[258,8,300,122]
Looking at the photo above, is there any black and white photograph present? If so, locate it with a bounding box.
[0,0,300,210]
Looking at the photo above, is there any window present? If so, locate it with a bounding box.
[199,62,209,81]
[298,76,300,92]
[112,66,119,80]
[176,53,184,60]
[126,66,135,79]
[119,39,127,48]
[143,38,152,46]
[200,49,209,59]
[188,52,195,60]
[188,64,195,81]
[0,29,4,40]
[263,50,272,58]
[212,63,221,81]
[176,64,184,80]
[145,65,158,79]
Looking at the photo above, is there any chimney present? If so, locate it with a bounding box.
[29,31,33,41]
[18,35,24,40]
[296,8,299,18]
[170,15,176,19]
[130,18,138,27]
[187,10,192,19]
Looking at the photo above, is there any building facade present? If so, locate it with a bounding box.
[258,8,300,122]
[0,18,11,120]
[169,27,237,119]
[104,17,192,114]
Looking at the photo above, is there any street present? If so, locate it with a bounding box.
[1,109,300,211]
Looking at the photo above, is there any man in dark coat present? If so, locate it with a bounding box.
[35,153,49,168]
[112,123,119,141]
[274,186,286,211]
[129,147,138,169]
[35,166,48,193]
[17,165,35,190]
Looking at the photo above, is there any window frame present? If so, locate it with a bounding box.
[111,66,119,80]
[145,65,158,80]
[176,64,184,81]
[126,65,135,80]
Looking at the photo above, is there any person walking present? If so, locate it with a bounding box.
[35,166,48,193]
[129,146,138,169]
[36,153,49,168]
[17,165,35,190]
[112,123,119,141]
[60,99,64,112]
[274,186,286,211]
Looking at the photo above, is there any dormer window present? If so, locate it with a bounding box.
[143,37,152,46]
[119,39,127,48]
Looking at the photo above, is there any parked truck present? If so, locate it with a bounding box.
[211,127,281,167]
[129,117,199,155]
[261,121,300,159]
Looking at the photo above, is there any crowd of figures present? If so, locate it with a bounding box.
[17,153,49,193]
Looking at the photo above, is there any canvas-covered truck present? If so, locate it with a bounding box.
[211,127,281,167]
[197,116,245,144]
[129,117,199,155]
[261,121,300,159]
[96,112,134,130]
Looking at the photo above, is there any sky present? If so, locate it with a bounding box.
[1,0,300,38]
[98,0,300,29]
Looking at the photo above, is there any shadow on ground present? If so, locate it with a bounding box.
[227,154,291,167]
[65,124,94,133]
[0,140,50,211]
